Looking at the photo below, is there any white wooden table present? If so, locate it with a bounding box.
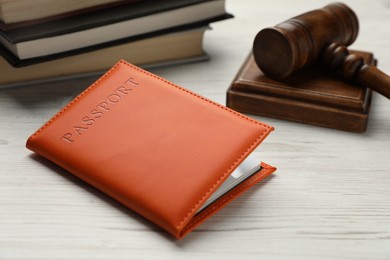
[1,0,389,259]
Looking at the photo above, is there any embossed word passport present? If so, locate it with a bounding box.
[26,60,276,239]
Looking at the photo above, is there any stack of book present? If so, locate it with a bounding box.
[0,0,232,86]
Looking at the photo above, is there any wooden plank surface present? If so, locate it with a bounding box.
[1,0,389,259]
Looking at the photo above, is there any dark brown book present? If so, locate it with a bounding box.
[226,51,374,133]
[0,0,142,31]
[0,26,209,87]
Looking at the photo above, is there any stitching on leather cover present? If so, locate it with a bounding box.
[176,131,268,230]
[28,61,123,141]
[123,61,271,129]
[184,175,260,232]
[27,59,272,232]
[180,166,274,237]
[118,62,272,231]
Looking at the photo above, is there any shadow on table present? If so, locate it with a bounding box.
[28,153,275,245]
[29,153,171,239]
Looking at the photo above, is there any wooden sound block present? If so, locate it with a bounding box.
[227,51,374,133]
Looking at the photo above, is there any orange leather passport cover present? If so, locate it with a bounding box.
[26,60,275,239]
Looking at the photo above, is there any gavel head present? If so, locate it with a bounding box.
[253,2,359,79]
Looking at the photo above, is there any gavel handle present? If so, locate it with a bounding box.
[357,65,390,99]
[322,43,390,99]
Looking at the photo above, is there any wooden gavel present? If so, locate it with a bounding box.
[253,2,390,99]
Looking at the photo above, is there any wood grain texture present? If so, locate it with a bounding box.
[227,50,374,133]
[0,0,389,259]
[253,2,359,79]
